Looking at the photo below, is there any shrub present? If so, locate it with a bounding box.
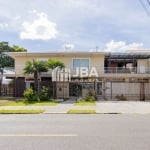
[23,86,52,103]
[84,96,96,102]
[38,86,50,101]
[83,90,96,102]
[146,95,150,100]
[115,94,127,101]
[23,88,38,103]
[121,94,127,100]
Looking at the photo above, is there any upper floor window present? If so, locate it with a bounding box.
[72,58,89,69]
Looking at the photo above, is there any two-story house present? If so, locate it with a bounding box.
[5,51,105,98]
[4,50,150,101]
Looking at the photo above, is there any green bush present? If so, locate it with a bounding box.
[38,86,50,101]
[83,90,96,102]
[23,86,51,103]
[84,96,96,102]
[23,88,38,103]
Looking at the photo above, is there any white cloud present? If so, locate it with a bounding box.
[102,40,143,52]
[0,23,8,29]
[20,11,58,40]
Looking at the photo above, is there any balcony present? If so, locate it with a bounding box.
[105,67,150,74]
[103,67,150,78]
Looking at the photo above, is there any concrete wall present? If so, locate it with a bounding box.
[14,54,105,76]
[137,59,149,73]
[137,59,148,68]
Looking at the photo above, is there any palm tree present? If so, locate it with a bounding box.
[23,59,65,92]
[23,60,48,92]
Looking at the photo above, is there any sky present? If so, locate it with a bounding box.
[0,0,150,52]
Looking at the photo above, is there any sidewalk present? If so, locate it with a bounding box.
[96,101,150,114]
[1,100,150,114]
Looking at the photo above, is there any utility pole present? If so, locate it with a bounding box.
[96,46,99,52]
[0,46,3,96]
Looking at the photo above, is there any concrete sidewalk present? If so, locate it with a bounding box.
[1,100,150,114]
[96,101,150,114]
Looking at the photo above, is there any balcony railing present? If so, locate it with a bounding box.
[104,67,150,74]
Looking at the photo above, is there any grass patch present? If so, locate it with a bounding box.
[0,101,26,106]
[0,101,58,106]
[28,101,58,106]
[67,109,96,114]
[74,101,96,106]
[0,97,15,101]
[0,110,44,114]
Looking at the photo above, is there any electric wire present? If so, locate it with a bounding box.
[139,0,150,17]
[147,0,150,6]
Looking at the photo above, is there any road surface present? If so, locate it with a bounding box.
[0,114,150,150]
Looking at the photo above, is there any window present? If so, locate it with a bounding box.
[72,59,89,69]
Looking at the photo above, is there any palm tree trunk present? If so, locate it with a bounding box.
[34,71,38,92]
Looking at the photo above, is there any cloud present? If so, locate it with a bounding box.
[0,1,149,51]
[0,23,8,29]
[20,11,58,40]
[102,40,143,52]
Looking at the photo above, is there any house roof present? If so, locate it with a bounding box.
[5,50,150,59]
[5,51,109,59]
[107,51,150,59]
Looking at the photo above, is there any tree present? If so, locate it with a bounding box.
[47,59,65,69]
[0,41,27,96]
[0,41,27,68]
[11,45,27,52]
[23,60,48,92]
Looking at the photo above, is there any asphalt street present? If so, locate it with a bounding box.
[0,114,150,150]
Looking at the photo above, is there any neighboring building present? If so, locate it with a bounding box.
[0,68,14,96]
[4,50,150,100]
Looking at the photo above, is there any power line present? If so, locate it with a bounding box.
[147,0,150,6]
[139,0,150,17]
